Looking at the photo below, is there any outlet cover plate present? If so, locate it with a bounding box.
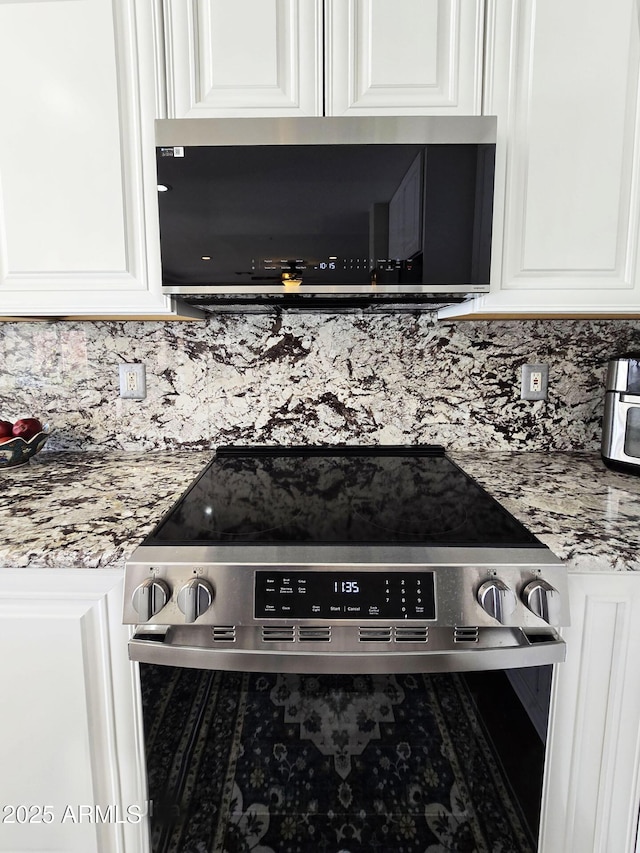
[521,363,548,401]
[119,363,146,400]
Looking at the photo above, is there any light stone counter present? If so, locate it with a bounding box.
[451,450,640,572]
[1,449,638,572]
[0,450,212,569]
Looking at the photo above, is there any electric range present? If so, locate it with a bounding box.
[123,445,568,673]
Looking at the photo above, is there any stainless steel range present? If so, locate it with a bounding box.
[123,445,569,673]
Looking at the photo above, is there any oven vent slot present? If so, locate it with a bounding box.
[359,627,392,643]
[394,626,429,643]
[454,626,479,643]
[298,626,332,642]
[262,626,295,642]
[211,626,236,642]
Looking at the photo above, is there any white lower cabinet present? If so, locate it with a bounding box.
[540,572,640,853]
[2,568,638,853]
[0,569,149,853]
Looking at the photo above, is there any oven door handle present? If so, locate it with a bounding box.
[128,628,566,674]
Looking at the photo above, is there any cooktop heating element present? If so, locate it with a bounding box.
[123,445,569,673]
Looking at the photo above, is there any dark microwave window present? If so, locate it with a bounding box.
[156,143,495,289]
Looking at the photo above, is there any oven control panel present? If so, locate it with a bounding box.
[254,571,436,620]
[123,557,570,630]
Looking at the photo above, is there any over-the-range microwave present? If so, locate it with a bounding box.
[155,116,496,310]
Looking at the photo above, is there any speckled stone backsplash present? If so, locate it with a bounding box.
[0,312,637,452]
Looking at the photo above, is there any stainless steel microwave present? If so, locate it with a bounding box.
[154,116,497,309]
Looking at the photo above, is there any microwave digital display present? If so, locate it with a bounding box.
[155,141,495,293]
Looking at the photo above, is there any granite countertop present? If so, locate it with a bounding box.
[1,449,639,572]
[0,450,213,569]
[450,450,640,572]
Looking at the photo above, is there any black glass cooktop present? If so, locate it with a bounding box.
[145,445,542,548]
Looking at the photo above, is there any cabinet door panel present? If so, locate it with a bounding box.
[0,1,125,274]
[439,0,640,318]
[0,2,126,275]
[0,0,178,318]
[163,0,323,117]
[541,573,640,853]
[326,0,484,115]
[489,0,640,294]
[0,570,149,853]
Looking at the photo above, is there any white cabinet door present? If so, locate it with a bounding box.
[0,0,194,319]
[540,572,640,853]
[162,0,323,117]
[325,0,484,115]
[0,570,149,853]
[162,0,483,118]
[440,0,640,319]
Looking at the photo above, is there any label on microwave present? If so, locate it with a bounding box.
[159,147,184,158]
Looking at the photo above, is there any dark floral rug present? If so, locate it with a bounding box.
[141,668,535,853]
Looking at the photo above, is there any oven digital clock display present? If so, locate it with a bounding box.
[254,571,436,620]
[334,580,359,593]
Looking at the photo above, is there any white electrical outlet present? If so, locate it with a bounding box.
[521,363,549,401]
[119,363,146,400]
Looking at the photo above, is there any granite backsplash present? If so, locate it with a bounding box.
[0,313,637,452]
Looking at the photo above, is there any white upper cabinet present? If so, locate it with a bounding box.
[325,0,484,116]
[161,0,484,118]
[0,0,198,319]
[6,0,634,320]
[440,0,640,319]
[162,0,324,117]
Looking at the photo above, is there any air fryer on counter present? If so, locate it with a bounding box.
[602,355,640,474]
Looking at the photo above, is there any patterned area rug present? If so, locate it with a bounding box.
[141,668,535,853]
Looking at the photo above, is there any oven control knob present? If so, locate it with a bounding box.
[522,579,561,623]
[477,579,516,623]
[177,579,214,623]
[132,578,170,621]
